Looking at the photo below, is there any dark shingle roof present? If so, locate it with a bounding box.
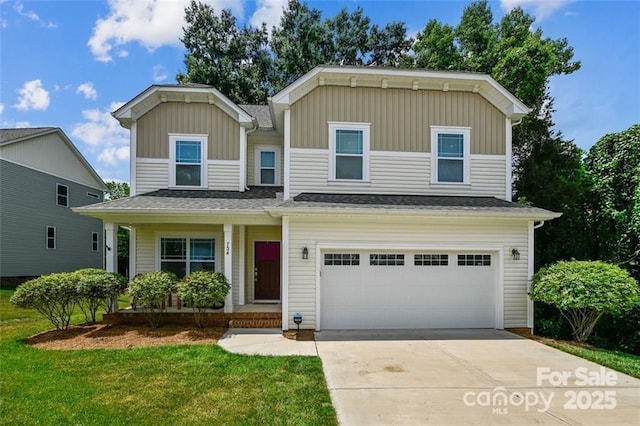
[291,193,529,208]
[239,105,273,129]
[0,127,56,145]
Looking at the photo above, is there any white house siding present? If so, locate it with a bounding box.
[136,160,169,194]
[207,161,240,190]
[289,149,506,198]
[286,216,529,330]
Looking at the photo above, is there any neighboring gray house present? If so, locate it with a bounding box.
[0,127,107,282]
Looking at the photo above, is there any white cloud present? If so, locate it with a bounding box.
[88,0,243,62]
[249,0,287,32]
[0,103,4,115]
[500,0,575,21]
[15,121,31,128]
[98,146,130,166]
[15,79,50,111]
[14,2,57,28]
[77,82,98,100]
[117,50,129,58]
[152,64,168,82]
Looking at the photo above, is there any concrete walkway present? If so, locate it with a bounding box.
[218,328,317,356]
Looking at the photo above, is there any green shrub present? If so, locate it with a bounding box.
[531,261,640,342]
[178,271,230,327]
[128,271,178,327]
[9,273,78,330]
[75,269,127,323]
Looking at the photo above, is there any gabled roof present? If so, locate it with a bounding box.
[269,65,531,130]
[112,84,257,129]
[0,127,107,191]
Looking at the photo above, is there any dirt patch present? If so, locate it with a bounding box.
[283,329,315,341]
[25,323,226,350]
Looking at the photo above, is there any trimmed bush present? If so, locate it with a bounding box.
[128,271,178,327]
[75,269,127,323]
[10,273,78,330]
[178,271,230,327]
[531,261,639,342]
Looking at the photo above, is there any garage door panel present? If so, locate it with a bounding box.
[321,251,496,329]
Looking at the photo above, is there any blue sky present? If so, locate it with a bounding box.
[1,0,638,183]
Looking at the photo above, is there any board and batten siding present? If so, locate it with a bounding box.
[289,150,506,198]
[247,133,284,186]
[0,160,103,277]
[136,102,240,160]
[286,216,529,330]
[290,86,505,155]
[135,160,239,194]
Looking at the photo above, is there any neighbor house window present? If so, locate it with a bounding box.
[169,134,208,188]
[91,232,99,252]
[160,237,215,279]
[430,126,471,184]
[56,184,69,207]
[255,146,280,185]
[329,122,370,181]
[46,226,56,249]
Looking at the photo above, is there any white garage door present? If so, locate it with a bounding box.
[320,251,497,329]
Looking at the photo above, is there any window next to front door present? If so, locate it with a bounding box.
[169,134,208,188]
[328,122,370,181]
[160,236,215,278]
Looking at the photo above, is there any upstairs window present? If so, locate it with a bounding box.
[169,134,207,188]
[329,122,370,181]
[430,126,470,184]
[255,146,280,186]
[56,184,69,207]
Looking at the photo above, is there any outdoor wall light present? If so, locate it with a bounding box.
[293,312,303,331]
[511,248,520,261]
[302,247,309,259]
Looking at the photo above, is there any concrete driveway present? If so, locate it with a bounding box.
[315,329,640,425]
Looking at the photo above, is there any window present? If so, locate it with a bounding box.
[255,146,280,185]
[458,254,491,266]
[430,126,471,184]
[91,232,99,252]
[160,237,215,278]
[324,253,360,266]
[56,184,69,207]
[46,226,56,249]
[329,122,370,181]
[414,254,449,266]
[169,134,208,188]
[370,254,405,266]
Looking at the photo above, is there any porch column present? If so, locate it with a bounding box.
[104,222,119,312]
[223,224,234,313]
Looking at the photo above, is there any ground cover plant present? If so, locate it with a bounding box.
[0,288,337,425]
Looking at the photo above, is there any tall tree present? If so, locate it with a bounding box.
[177,1,271,104]
[455,0,497,72]
[368,22,414,67]
[329,6,371,65]
[413,20,461,70]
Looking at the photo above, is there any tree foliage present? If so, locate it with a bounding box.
[531,261,639,342]
[104,181,129,201]
[75,268,127,323]
[104,180,130,267]
[178,271,230,327]
[128,272,178,328]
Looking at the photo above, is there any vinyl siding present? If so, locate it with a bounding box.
[135,159,239,193]
[0,160,103,277]
[245,226,282,303]
[286,216,529,329]
[0,132,103,189]
[290,86,505,155]
[289,150,506,198]
[247,132,284,186]
[136,102,240,160]
[208,161,240,190]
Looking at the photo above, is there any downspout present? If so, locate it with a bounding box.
[244,121,259,191]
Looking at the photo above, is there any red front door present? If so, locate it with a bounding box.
[254,241,281,300]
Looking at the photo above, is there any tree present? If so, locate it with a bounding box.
[531,261,639,342]
[329,6,371,66]
[584,125,640,279]
[105,181,129,201]
[369,22,413,67]
[455,0,497,73]
[178,1,272,104]
[413,20,461,70]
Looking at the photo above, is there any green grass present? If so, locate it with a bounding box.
[0,288,337,425]
[546,341,640,379]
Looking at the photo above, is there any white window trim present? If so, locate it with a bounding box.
[430,126,471,185]
[254,145,281,186]
[328,121,371,182]
[91,232,99,252]
[154,232,222,275]
[56,183,69,207]
[46,226,56,250]
[168,133,208,189]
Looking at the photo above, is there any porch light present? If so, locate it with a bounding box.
[293,313,303,331]
[511,248,520,261]
[302,247,309,260]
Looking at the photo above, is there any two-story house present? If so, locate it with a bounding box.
[77,66,559,331]
[0,127,107,283]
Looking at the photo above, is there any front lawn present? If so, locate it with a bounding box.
[546,340,640,379]
[0,288,337,425]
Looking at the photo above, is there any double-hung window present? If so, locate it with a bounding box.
[56,184,69,207]
[255,146,280,185]
[169,134,207,188]
[329,122,370,181]
[160,237,216,279]
[430,126,471,184]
